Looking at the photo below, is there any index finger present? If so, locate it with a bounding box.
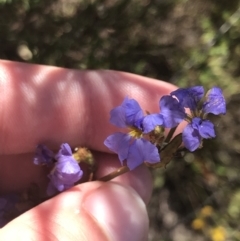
[0,60,176,154]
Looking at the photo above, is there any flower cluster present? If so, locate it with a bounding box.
[104,86,226,170]
[31,86,226,195]
[171,86,226,151]
[34,143,83,196]
[104,95,186,170]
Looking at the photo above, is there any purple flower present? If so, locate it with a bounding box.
[171,86,226,115]
[110,97,144,128]
[104,98,160,170]
[47,143,83,196]
[159,95,186,128]
[183,118,216,151]
[203,87,226,115]
[33,144,54,165]
[110,97,163,132]
[140,95,186,131]
[104,132,160,170]
[171,86,226,151]
[171,86,204,110]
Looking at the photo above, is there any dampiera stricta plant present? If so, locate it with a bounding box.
[0,84,227,227]
[104,86,226,172]
[30,85,226,193]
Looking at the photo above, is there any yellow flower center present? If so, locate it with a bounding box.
[129,127,143,139]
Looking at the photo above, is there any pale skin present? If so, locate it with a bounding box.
[0,60,179,241]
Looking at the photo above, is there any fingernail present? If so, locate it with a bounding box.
[83,182,149,241]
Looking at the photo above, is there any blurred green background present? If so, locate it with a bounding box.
[1,0,240,240]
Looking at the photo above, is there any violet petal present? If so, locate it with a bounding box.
[203,87,226,115]
[104,133,131,164]
[183,123,202,151]
[142,114,163,133]
[160,95,186,128]
[127,139,160,170]
[171,86,204,110]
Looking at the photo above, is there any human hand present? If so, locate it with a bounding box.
[0,60,177,240]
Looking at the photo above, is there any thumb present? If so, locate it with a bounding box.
[0,182,149,241]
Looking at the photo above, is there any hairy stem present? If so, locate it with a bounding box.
[98,166,130,182]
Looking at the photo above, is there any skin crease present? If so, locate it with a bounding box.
[0,60,179,241]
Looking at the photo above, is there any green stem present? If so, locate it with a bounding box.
[164,126,177,143]
[98,166,130,182]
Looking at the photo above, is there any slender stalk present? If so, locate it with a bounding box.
[98,166,130,182]
[164,126,177,143]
